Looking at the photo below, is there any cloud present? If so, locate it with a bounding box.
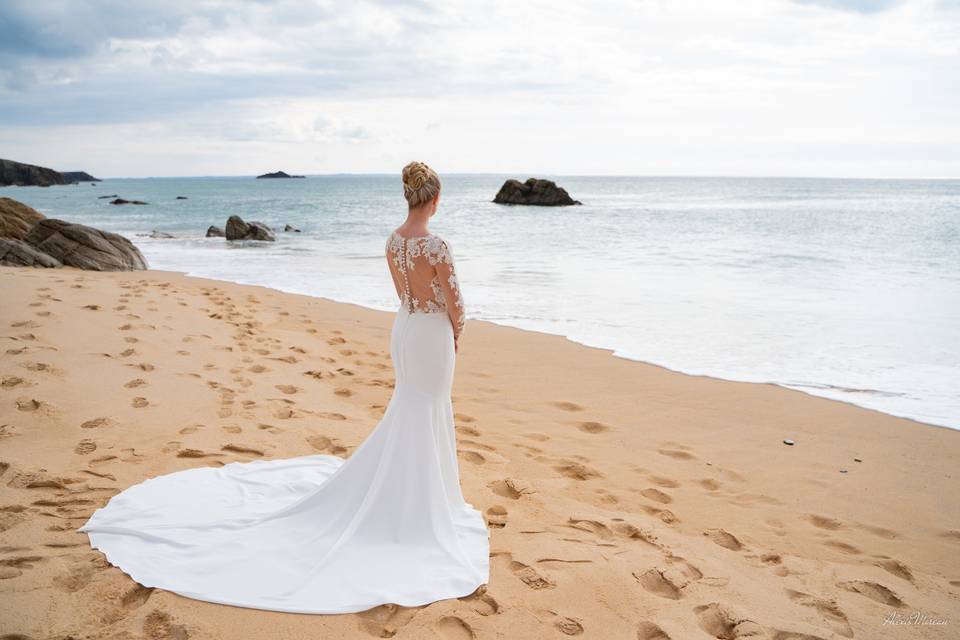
[791,0,904,13]
[0,0,957,177]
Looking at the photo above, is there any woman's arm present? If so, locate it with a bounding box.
[435,239,465,341]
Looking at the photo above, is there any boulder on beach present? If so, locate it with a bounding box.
[256,171,305,179]
[110,198,148,205]
[493,178,581,206]
[225,215,275,241]
[0,158,67,187]
[61,171,100,182]
[0,197,45,239]
[0,238,62,268]
[24,218,148,271]
[206,225,225,238]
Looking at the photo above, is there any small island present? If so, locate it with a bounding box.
[256,171,305,179]
[493,178,581,206]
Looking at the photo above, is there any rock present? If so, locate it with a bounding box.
[283,224,301,232]
[61,171,100,182]
[23,218,148,270]
[97,195,118,199]
[0,238,62,267]
[0,197,45,239]
[0,158,67,187]
[225,215,275,241]
[783,439,795,446]
[110,198,148,205]
[206,225,225,238]
[176,196,188,200]
[140,230,174,239]
[493,178,581,206]
[256,170,305,179]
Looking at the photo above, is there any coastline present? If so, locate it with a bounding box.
[157,263,958,432]
[1,265,958,638]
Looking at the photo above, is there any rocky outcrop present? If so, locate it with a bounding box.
[176,196,188,200]
[225,215,275,241]
[61,171,100,182]
[283,224,301,232]
[493,178,581,206]
[0,159,67,187]
[0,197,45,239]
[256,171,305,179]
[110,198,148,205]
[0,238,62,267]
[23,219,148,270]
[206,225,225,238]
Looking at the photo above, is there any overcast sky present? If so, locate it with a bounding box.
[1,0,958,178]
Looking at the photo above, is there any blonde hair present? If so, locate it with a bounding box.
[401,161,441,208]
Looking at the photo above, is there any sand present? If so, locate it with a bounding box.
[1,265,958,639]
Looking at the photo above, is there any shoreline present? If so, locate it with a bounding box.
[2,265,958,638]
[151,266,956,433]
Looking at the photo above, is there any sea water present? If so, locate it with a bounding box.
[7,175,959,429]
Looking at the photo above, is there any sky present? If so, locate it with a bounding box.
[1,0,958,178]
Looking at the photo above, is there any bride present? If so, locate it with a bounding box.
[77,161,490,614]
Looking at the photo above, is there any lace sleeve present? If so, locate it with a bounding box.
[434,238,465,339]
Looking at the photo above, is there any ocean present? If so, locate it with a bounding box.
[7,175,959,429]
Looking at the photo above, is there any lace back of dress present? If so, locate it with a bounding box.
[386,232,465,336]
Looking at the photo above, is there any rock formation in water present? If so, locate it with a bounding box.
[256,171,305,179]
[0,197,45,239]
[0,197,147,270]
[493,178,581,206]
[0,159,67,187]
[23,219,148,270]
[206,225,225,238]
[110,198,148,205]
[225,215,276,241]
[283,224,301,232]
[61,171,100,182]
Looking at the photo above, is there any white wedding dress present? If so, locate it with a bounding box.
[77,230,489,614]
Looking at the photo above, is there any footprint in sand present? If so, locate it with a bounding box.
[510,560,555,589]
[576,421,609,434]
[458,450,485,465]
[458,586,500,616]
[694,602,763,639]
[554,617,584,636]
[74,440,97,455]
[786,589,853,638]
[485,505,508,528]
[490,478,535,500]
[80,417,115,429]
[807,514,844,530]
[658,448,696,460]
[705,529,743,551]
[823,540,861,555]
[551,401,584,412]
[142,609,189,640]
[131,397,150,408]
[876,558,914,582]
[124,378,147,388]
[640,488,673,504]
[839,580,905,607]
[437,616,476,639]
[274,384,299,394]
[357,603,421,637]
[554,461,603,481]
[635,568,683,600]
[334,387,353,397]
[221,444,264,457]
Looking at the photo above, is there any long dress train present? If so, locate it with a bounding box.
[77,232,489,614]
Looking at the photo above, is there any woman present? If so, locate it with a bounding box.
[77,161,490,614]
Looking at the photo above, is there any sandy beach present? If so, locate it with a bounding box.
[1,264,958,639]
